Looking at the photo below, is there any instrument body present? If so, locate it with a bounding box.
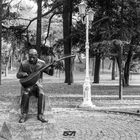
[19,55,75,88]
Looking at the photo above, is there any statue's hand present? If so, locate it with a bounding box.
[22,72,28,78]
[52,60,57,66]
[50,60,56,68]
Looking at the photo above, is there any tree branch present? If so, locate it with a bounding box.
[44,12,61,45]
[93,16,109,26]
[44,13,55,45]
[16,17,31,21]
[23,2,63,32]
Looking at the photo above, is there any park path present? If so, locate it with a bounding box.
[1,106,140,140]
[1,72,140,139]
[0,94,140,140]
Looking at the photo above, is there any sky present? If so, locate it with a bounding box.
[10,0,37,17]
[9,0,37,29]
[11,0,37,8]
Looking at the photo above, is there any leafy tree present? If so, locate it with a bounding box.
[3,0,140,87]
[71,0,140,86]
[0,0,2,85]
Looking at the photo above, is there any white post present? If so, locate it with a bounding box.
[80,15,95,108]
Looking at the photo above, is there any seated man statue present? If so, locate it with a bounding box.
[17,48,54,123]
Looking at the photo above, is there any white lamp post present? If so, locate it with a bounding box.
[79,1,96,108]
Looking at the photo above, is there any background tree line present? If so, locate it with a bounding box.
[0,0,140,87]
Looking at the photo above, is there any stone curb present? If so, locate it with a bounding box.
[48,94,140,99]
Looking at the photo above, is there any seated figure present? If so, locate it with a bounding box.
[16,48,54,123]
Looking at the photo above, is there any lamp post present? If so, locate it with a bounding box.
[78,1,95,108]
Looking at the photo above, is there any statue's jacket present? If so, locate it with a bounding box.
[17,58,54,89]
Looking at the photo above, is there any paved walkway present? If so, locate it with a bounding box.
[0,95,140,140]
[1,72,140,139]
[1,107,140,140]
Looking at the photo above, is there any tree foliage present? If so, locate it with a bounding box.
[1,0,140,84]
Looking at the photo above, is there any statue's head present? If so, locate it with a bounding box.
[28,49,38,64]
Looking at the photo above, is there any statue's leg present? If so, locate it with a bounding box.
[36,86,48,123]
[19,88,30,123]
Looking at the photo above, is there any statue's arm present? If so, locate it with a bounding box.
[16,63,28,79]
[42,62,54,76]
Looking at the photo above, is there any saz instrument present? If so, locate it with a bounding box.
[19,54,75,88]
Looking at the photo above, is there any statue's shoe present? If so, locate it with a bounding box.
[19,114,27,123]
[37,114,48,123]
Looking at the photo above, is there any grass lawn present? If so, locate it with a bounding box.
[1,71,140,97]
[1,70,140,109]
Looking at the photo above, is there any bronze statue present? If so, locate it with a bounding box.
[17,49,54,123]
[17,48,75,123]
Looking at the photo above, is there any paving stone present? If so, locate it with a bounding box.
[2,95,140,139]
[0,122,12,140]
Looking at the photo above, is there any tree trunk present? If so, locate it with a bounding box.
[36,0,42,56]
[0,0,2,85]
[102,58,104,73]
[91,57,95,76]
[5,54,11,77]
[63,0,73,85]
[124,45,133,86]
[10,51,14,70]
[115,61,118,77]
[111,57,116,80]
[116,54,123,99]
[93,54,101,83]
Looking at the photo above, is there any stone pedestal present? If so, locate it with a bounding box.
[9,94,53,123]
